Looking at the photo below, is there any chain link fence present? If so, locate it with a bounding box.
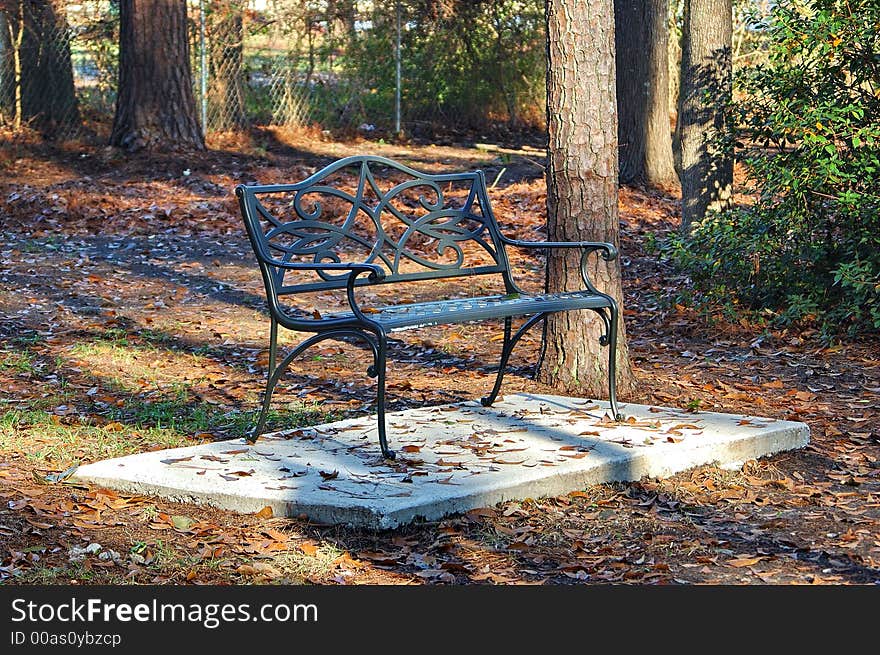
[0,1,772,143]
[0,1,547,141]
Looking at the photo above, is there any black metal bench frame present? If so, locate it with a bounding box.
[235,155,622,459]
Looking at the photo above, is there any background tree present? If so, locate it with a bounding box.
[1,0,79,136]
[538,0,635,399]
[110,0,203,151]
[207,0,247,131]
[674,0,733,231]
[0,8,15,121]
[668,0,880,335]
[614,0,678,188]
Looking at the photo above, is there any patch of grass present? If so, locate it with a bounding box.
[0,349,37,373]
[115,387,210,432]
[0,409,197,465]
[145,540,180,568]
[126,400,339,438]
[10,332,43,347]
[21,392,77,413]
[68,340,149,370]
[270,542,345,582]
[235,401,337,435]
[138,505,160,522]
[66,338,214,394]
[0,393,336,466]
[137,328,176,345]
[14,562,126,585]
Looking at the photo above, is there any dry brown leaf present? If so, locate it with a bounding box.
[727,556,764,568]
[299,542,319,556]
[254,506,273,519]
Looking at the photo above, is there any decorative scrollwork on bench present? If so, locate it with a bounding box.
[247,157,506,292]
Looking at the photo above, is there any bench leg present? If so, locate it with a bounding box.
[247,329,381,444]
[605,301,623,421]
[268,317,278,383]
[248,317,280,442]
[481,314,546,407]
[367,332,395,460]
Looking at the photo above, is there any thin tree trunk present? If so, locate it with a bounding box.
[110,0,204,151]
[668,0,681,115]
[7,3,23,130]
[207,0,247,131]
[2,0,78,135]
[674,0,733,231]
[539,0,635,400]
[0,11,14,118]
[615,0,678,188]
[19,0,79,136]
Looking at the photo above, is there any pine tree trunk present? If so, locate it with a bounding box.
[0,11,14,117]
[110,0,204,151]
[207,1,247,131]
[674,0,733,231]
[8,0,79,136]
[538,0,635,400]
[615,0,678,188]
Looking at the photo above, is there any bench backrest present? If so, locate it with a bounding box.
[235,155,515,296]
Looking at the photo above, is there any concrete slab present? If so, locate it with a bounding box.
[71,393,809,529]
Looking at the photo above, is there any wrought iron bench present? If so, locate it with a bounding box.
[235,155,622,459]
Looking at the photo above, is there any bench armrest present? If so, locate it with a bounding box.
[267,260,386,330]
[500,236,618,261]
[500,236,617,296]
[268,259,386,283]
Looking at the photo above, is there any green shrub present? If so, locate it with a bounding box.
[668,0,880,336]
[342,0,546,131]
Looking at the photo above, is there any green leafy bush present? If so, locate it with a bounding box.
[668,0,880,335]
[342,0,546,132]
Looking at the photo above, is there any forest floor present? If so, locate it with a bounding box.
[0,128,878,585]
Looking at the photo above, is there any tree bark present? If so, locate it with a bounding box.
[674,0,733,231]
[538,0,635,400]
[0,10,14,117]
[3,0,79,136]
[615,0,678,188]
[110,0,204,151]
[207,0,247,131]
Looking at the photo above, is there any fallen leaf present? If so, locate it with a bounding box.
[44,465,78,484]
[161,456,194,465]
[465,507,497,521]
[299,542,319,556]
[171,515,195,532]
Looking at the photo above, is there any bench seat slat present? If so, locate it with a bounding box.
[333,290,612,330]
